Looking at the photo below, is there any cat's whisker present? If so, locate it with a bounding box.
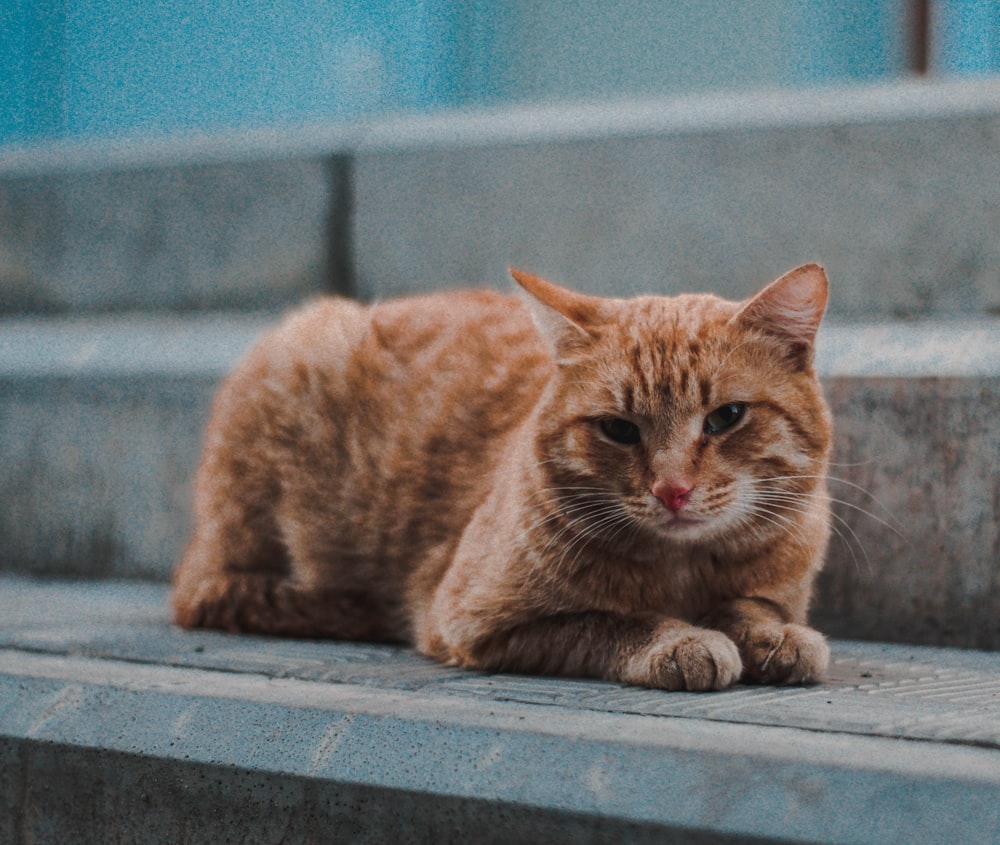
[709,336,758,380]
[752,487,905,543]
[525,487,618,507]
[827,510,873,575]
[746,493,872,575]
[749,473,902,531]
[734,502,812,557]
[557,508,639,572]
[826,457,877,469]
[517,496,636,564]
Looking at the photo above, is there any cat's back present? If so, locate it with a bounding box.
[197,286,553,584]
[358,288,553,442]
[242,286,552,488]
[228,287,548,409]
[367,287,546,374]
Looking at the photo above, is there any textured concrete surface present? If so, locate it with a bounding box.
[0,314,269,580]
[1,576,999,845]
[1,315,999,647]
[0,157,343,314]
[349,82,1000,320]
[3,78,1000,319]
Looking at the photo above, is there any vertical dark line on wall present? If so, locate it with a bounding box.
[909,0,930,75]
[326,153,356,299]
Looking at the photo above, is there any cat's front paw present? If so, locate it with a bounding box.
[740,623,829,685]
[622,624,742,691]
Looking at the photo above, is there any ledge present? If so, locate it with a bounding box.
[2,576,999,844]
[3,312,999,379]
[2,77,999,175]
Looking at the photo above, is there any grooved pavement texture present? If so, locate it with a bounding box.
[2,577,999,844]
[2,577,999,748]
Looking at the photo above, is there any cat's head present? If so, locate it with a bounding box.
[512,265,832,551]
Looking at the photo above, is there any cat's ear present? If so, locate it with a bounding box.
[510,268,606,357]
[735,263,828,366]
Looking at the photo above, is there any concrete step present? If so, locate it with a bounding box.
[1,313,998,649]
[2,77,1000,318]
[1,576,999,844]
[0,154,349,314]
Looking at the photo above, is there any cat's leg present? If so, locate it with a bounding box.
[174,561,397,639]
[174,407,395,642]
[174,298,402,640]
[700,598,829,684]
[172,448,292,635]
[435,612,742,692]
[174,489,401,641]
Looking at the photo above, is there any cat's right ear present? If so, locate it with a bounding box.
[734,263,829,368]
[510,268,606,358]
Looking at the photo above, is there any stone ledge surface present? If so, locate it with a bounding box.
[2,576,1000,845]
[3,312,999,378]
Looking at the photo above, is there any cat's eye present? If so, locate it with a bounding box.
[599,417,642,445]
[703,402,747,435]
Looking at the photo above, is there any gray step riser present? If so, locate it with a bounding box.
[2,80,1000,318]
[3,739,680,845]
[0,158,346,314]
[353,111,1000,320]
[2,367,997,649]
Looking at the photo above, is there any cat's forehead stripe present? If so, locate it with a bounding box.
[612,300,747,411]
[618,380,636,415]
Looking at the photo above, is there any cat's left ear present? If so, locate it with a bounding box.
[734,263,829,367]
[510,268,607,358]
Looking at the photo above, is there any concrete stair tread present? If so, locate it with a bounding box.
[3,576,1000,748]
[0,311,274,378]
[2,310,999,379]
[2,575,1000,843]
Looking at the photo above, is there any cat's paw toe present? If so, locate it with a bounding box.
[626,625,742,691]
[744,623,829,685]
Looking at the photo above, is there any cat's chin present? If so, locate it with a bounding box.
[647,513,715,543]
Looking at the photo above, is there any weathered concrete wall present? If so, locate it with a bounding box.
[4,79,1000,319]
[0,314,270,579]
[815,376,1000,648]
[0,157,343,313]
[351,80,1000,319]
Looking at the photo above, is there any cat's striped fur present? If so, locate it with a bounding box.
[173,264,832,690]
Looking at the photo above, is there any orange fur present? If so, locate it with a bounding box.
[173,265,833,690]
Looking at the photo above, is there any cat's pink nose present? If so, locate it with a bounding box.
[652,481,693,513]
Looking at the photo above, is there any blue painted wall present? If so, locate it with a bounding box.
[932,0,1000,76]
[1,0,68,141]
[1,0,997,146]
[2,0,505,144]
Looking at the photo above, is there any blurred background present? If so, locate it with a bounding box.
[3,0,999,146]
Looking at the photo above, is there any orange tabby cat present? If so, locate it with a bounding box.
[173,264,833,690]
